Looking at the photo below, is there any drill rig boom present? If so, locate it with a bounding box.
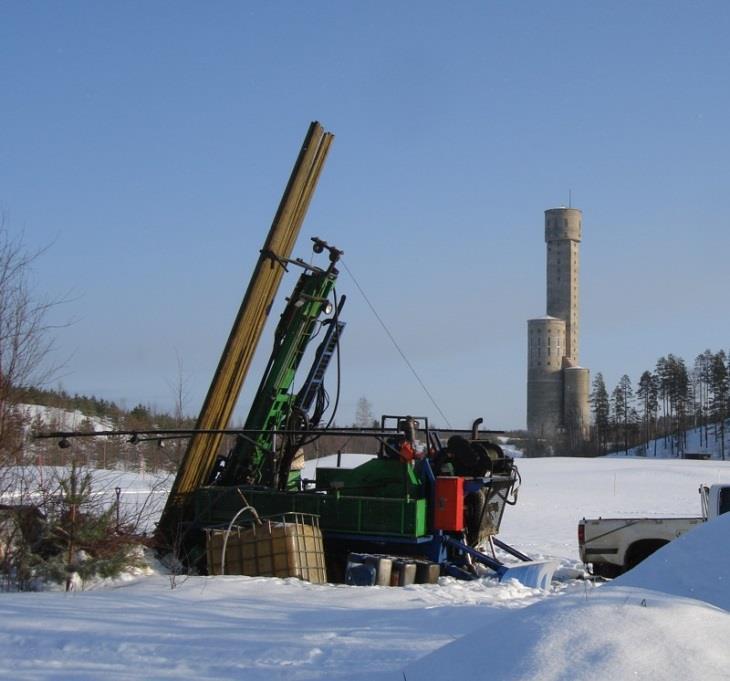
[218,239,344,490]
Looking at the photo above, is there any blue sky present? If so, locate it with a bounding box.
[2,2,729,430]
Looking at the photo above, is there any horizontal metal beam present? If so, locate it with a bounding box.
[36,426,504,440]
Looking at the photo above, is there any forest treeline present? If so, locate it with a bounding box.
[19,386,196,432]
[18,348,730,467]
[20,389,385,472]
[588,349,729,459]
[18,386,197,471]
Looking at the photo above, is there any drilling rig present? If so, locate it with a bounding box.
[153,122,555,588]
[46,122,555,588]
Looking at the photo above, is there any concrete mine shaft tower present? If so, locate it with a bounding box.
[527,208,590,439]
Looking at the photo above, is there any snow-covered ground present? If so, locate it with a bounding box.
[0,466,171,535]
[0,456,729,680]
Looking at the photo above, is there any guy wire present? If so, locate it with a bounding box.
[341,258,452,429]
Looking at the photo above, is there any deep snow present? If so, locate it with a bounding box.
[0,456,728,680]
[398,512,730,681]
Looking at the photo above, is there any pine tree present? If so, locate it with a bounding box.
[709,351,728,460]
[693,351,713,448]
[611,374,634,454]
[669,356,690,454]
[655,356,670,445]
[354,397,375,428]
[655,355,690,455]
[636,370,658,454]
[36,464,141,590]
[590,373,610,454]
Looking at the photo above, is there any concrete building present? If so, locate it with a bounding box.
[527,208,590,439]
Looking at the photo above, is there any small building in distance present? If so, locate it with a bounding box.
[527,207,590,441]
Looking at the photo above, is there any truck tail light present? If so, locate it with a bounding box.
[578,522,585,546]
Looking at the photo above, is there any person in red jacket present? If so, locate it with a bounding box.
[399,439,416,464]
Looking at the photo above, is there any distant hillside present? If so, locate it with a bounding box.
[19,388,196,473]
[18,386,125,422]
[21,403,114,433]
[610,420,729,460]
[18,386,195,432]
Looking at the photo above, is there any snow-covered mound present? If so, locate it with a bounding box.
[398,503,730,681]
[397,585,728,681]
[612,510,730,610]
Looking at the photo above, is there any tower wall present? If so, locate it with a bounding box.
[527,317,565,436]
[564,366,590,437]
[545,208,582,363]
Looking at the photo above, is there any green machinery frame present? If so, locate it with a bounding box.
[216,238,343,491]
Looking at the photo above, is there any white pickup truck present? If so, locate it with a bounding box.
[578,483,730,578]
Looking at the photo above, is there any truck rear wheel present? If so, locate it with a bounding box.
[625,539,669,571]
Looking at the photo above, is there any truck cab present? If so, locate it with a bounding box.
[700,483,730,520]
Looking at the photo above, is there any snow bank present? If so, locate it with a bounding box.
[612,510,730,610]
[397,586,729,681]
[396,488,730,681]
